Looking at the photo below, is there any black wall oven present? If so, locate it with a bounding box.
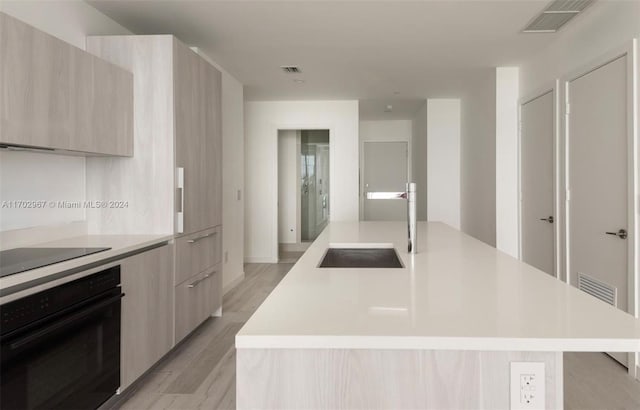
[1,266,124,410]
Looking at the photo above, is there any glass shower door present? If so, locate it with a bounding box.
[300,131,329,242]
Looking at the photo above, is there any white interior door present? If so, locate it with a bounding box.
[568,55,629,367]
[520,91,555,276]
[362,141,408,221]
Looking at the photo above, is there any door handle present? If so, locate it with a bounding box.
[605,229,627,239]
[539,216,554,224]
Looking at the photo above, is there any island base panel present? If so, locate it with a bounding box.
[237,348,562,409]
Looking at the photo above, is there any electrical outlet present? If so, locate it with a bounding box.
[510,362,545,410]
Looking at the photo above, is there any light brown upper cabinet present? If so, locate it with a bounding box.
[0,12,133,156]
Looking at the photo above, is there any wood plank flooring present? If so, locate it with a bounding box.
[110,260,640,410]
[278,250,305,264]
[565,352,640,409]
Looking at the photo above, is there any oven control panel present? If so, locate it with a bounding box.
[0,266,120,336]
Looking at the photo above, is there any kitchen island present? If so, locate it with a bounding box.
[236,222,640,409]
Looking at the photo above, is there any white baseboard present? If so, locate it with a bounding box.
[244,256,277,264]
[223,272,245,295]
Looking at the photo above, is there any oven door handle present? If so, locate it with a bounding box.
[7,293,125,351]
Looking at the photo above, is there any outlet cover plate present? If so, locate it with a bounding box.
[510,362,545,410]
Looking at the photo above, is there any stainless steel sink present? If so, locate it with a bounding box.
[318,248,403,268]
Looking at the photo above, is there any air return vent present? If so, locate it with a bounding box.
[578,272,617,307]
[523,0,594,33]
[280,66,302,73]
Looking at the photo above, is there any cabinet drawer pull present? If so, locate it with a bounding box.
[187,271,215,288]
[187,232,216,243]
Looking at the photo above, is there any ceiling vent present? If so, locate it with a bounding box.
[280,66,302,73]
[523,0,594,33]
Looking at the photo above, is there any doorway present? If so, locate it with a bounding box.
[519,88,556,277]
[566,51,635,368]
[361,141,409,221]
[301,130,330,241]
[277,130,330,259]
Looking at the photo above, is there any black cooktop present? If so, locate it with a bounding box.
[0,247,111,278]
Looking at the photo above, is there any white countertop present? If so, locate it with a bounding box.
[236,221,640,352]
[0,234,172,302]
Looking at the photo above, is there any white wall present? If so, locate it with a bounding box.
[427,99,461,230]
[460,70,497,247]
[0,152,86,231]
[245,100,359,263]
[0,1,131,233]
[412,102,428,220]
[520,1,640,97]
[495,67,520,258]
[0,1,131,49]
[278,130,299,244]
[360,120,412,145]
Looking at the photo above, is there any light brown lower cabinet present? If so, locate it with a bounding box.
[174,263,222,343]
[120,244,174,390]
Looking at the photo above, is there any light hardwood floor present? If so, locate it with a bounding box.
[278,250,305,264]
[565,352,640,410]
[110,260,640,410]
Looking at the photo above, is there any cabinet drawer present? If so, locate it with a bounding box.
[174,264,222,343]
[175,226,220,285]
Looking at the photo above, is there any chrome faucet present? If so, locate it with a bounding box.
[406,183,417,254]
[364,182,417,254]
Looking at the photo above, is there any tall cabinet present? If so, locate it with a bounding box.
[86,35,223,345]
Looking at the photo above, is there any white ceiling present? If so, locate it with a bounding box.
[87,0,596,115]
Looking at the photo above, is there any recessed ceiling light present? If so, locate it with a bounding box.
[384,105,393,112]
[293,78,305,84]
